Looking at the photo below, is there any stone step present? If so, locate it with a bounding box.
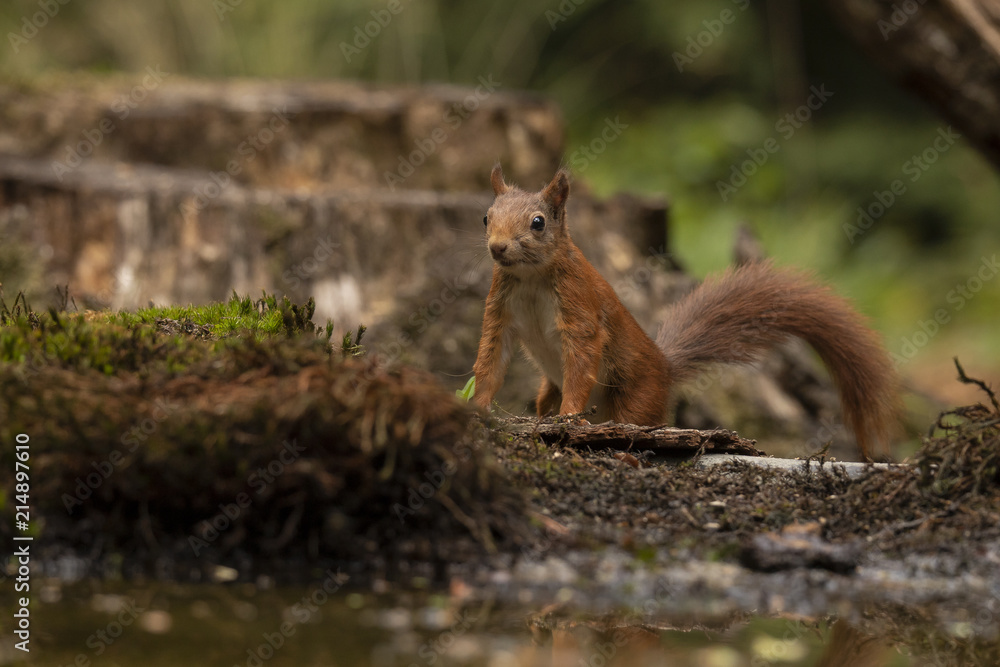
[0,155,670,411]
[0,75,564,193]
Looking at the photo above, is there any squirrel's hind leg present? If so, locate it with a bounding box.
[536,378,562,417]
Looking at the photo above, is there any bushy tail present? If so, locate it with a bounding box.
[656,260,900,458]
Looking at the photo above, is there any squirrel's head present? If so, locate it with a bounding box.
[482,164,570,275]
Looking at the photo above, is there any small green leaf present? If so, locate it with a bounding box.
[456,376,476,401]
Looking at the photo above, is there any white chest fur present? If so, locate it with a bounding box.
[506,279,564,387]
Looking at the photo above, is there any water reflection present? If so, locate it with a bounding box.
[2,580,998,666]
[520,612,891,666]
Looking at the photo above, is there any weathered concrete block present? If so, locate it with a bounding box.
[0,76,564,192]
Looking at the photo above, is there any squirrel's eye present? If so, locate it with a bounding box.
[483,215,488,227]
[531,215,545,231]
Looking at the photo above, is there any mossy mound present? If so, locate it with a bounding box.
[913,361,1000,498]
[0,294,528,579]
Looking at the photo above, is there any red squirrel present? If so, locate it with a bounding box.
[472,165,901,458]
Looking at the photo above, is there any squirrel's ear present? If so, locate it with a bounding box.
[542,170,570,212]
[490,164,508,195]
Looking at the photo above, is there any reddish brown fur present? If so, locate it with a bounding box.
[473,165,901,458]
[656,261,901,455]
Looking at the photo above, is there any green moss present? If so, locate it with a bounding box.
[0,291,339,379]
[104,291,325,339]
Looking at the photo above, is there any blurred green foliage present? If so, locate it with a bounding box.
[1,0,998,393]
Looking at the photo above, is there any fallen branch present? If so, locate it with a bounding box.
[494,416,764,456]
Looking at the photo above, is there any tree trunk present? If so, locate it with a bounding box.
[825,0,1000,171]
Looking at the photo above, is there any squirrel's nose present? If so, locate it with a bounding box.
[489,242,508,260]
